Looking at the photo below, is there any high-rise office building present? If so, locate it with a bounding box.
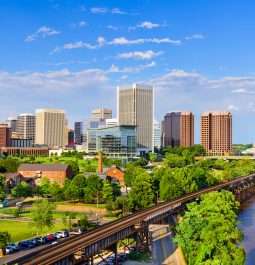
[162,111,194,147]
[91,108,112,119]
[117,84,154,154]
[106,118,118,126]
[0,124,11,147]
[200,111,232,156]
[16,113,36,143]
[74,122,83,144]
[6,117,17,133]
[35,109,66,147]
[153,119,161,149]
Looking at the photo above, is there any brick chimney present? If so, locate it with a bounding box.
[97,151,103,173]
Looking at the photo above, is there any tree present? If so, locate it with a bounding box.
[62,211,77,230]
[49,181,64,201]
[63,180,80,203]
[124,164,146,187]
[40,178,51,197]
[31,199,56,235]
[0,174,7,201]
[78,213,91,230]
[11,182,33,199]
[72,174,87,200]
[0,231,11,249]
[174,191,245,265]
[102,180,114,202]
[65,160,79,176]
[164,153,186,168]
[128,172,154,210]
[149,152,156,162]
[0,158,19,173]
[83,174,102,203]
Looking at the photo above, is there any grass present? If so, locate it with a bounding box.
[54,201,105,209]
[19,156,98,172]
[0,220,66,243]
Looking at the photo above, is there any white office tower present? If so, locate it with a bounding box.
[35,109,66,147]
[117,84,154,155]
[154,119,161,149]
[16,113,35,143]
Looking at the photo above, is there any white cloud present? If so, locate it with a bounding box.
[186,34,205,41]
[90,7,125,14]
[228,104,239,111]
[79,21,87,27]
[25,26,60,42]
[107,25,119,30]
[231,88,254,94]
[55,37,181,52]
[117,50,163,60]
[129,21,160,30]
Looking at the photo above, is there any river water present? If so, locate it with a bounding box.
[238,195,255,264]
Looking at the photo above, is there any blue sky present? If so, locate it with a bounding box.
[1,0,255,143]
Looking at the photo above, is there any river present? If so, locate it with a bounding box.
[238,195,255,264]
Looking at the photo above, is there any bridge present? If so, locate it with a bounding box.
[8,173,255,265]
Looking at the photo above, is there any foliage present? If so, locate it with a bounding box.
[0,158,19,173]
[164,153,186,168]
[128,172,154,210]
[40,177,51,197]
[83,174,103,203]
[174,191,245,265]
[62,211,77,230]
[63,180,80,203]
[0,231,11,249]
[11,182,33,199]
[49,181,64,201]
[31,199,56,235]
[71,174,87,200]
[77,213,91,230]
[65,160,79,176]
[148,152,157,162]
[10,208,20,217]
[124,164,146,186]
[0,174,7,201]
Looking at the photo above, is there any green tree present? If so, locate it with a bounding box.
[0,174,7,201]
[174,190,245,265]
[72,174,87,200]
[31,199,56,235]
[62,211,77,230]
[0,231,11,249]
[40,178,51,197]
[149,152,156,162]
[124,164,146,187]
[63,180,80,203]
[11,182,33,199]
[102,180,114,202]
[49,181,64,201]
[83,174,102,203]
[164,153,186,168]
[65,160,79,176]
[128,172,154,210]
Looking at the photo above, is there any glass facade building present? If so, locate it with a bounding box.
[86,125,137,158]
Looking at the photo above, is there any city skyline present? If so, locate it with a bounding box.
[1,1,255,143]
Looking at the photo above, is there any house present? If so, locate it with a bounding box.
[105,166,125,186]
[5,173,24,193]
[18,164,73,186]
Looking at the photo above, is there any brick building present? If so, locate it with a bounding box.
[18,164,73,186]
[0,125,11,147]
[105,166,125,186]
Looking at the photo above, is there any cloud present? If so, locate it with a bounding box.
[107,25,119,31]
[90,7,125,14]
[78,21,86,27]
[117,50,163,60]
[107,61,156,73]
[25,26,60,42]
[231,88,254,94]
[186,34,205,41]
[228,104,239,111]
[129,21,160,30]
[54,36,181,52]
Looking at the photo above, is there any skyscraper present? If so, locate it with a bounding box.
[162,111,194,148]
[117,84,154,154]
[91,108,112,119]
[74,122,83,144]
[200,111,232,155]
[35,109,66,146]
[16,113,36,143]
[153,119,161,149]
[0,124,11,147]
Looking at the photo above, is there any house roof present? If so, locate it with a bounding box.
[4,173,23,180]
[18,163,70,171]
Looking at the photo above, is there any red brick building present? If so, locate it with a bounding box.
[0,126,11,147]
[18,164,72,186]
[105,166,125,186]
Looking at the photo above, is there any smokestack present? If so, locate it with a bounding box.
[97,151,103,173]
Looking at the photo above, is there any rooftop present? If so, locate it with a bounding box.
[18,163,70,171]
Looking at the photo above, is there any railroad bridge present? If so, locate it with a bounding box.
[8,173,255,265]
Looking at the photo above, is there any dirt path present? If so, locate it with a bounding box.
[56,205,106,214]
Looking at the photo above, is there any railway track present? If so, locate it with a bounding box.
[10,173,255,265]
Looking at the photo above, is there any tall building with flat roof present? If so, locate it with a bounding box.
[0,124,11,147]
[154,119,161,149]
[74,122,83,144]
[162,111,194,147]
[200,111,232,156]
[91,108,112,119]
[16,113,35,144]
[35,109,66,147]
[117,84,154,154]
